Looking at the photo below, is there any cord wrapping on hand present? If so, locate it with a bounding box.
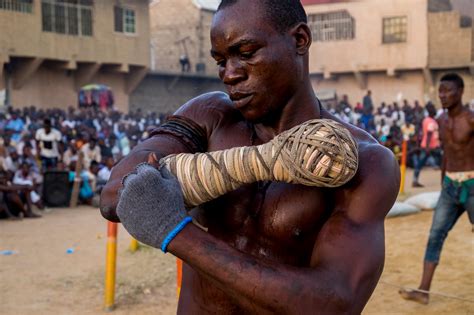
[161,119,359,208]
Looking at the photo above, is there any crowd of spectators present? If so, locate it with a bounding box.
[0,105,167,219]
[326,91,473,187]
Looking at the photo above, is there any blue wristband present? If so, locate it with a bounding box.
[161,216,193,253]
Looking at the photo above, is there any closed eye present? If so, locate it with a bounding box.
[240,51,255,60]
[216,59,226,67]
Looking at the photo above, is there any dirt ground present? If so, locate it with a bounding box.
[1,169,473,315]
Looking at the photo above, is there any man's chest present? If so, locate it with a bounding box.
[440,116,472,145]
[196,181,330,264]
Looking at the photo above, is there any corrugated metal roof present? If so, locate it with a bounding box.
[193,0,221,11]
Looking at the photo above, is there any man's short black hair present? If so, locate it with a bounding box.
[217,0,308,33]
[440,73,464,89]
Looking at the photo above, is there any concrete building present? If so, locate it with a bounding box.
[303,0,474,107]
[130,0,224,114]
[149,0,219,76]
[0,0,150,112]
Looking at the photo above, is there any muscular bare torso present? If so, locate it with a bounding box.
[177,99,375,314]
[438,109,474,172]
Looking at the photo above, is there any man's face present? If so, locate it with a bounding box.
[210,1,301,123]
[106,157,114,168]
[21,164,29,176]
[439,81,463,110]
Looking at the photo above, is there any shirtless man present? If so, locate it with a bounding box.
[100,1,399,313]
[400,73,474,304]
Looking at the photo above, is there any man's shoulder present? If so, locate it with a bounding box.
[336,140,399,221]
[463,107,474,126]
[175,91,237,124]
[357,141,397,174]
[322,112,398,185]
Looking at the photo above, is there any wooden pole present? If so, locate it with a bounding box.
[104,221,118,311]
[399,140,407,194]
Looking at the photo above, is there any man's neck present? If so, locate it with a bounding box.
[447,102,464,118]
[254,85,321,141]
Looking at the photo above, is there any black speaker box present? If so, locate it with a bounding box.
[42,171,71,207]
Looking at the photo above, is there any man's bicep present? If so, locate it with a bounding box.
[310,213,385,307]
[309,144,399,306]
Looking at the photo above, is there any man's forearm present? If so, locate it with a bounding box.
[100,135,193,221]
[169,224,352,314]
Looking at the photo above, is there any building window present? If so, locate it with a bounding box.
[307,10,355,42]
[114,6,135,34]
[41,0,93,36]
[0,0,33,13]
[382,16,407,44]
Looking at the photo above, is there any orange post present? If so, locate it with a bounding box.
[176,258,183,297]
[104,221,118,311]
[399,140,407,194]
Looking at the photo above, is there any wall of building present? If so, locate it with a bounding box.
[311,70,426,107]
[305,0,428,75]
[150,0,218,76]
[0,0,150,111]
[130,72,225,114]
[0,0,150,67]
[428,11,473,68]
[8,66,129,112]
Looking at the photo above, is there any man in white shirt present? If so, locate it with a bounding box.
[35,119,62,170]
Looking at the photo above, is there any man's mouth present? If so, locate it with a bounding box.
[230,93,253,109]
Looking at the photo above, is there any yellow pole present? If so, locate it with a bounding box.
[177,258,183,297]
[104,221,118,311]
[129,238,139,252]
[399,140,407,194]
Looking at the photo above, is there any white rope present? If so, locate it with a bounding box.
[380,280,474,303]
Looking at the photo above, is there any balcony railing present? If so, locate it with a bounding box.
[0,0,33,13]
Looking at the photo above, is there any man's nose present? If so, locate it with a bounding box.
[221,59,246,85]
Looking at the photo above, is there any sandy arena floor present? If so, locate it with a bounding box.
[0,169,473,315]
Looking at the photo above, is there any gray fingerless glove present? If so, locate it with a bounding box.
[116,163,192,252]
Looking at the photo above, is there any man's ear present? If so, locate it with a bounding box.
[290,23,312,55]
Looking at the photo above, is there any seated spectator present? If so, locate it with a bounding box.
[389,120,403,144]
[0,190,20,220]
[401,120,416,142]
[97,156,114,193]
[19,145,40,171]
[108,136,122,162]
[13,163,44,210]
[0,145,8,171]
[5,111,24,143]
[17,133,37,156]
[81,137,101,169]
[0,170,41,218]
[377,119,390,143]
[4,147,21,175]
[98,137,112,162]
[62,142,78,167]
